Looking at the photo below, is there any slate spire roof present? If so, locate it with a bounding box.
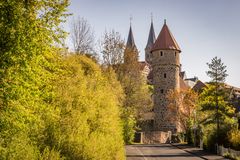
[126,25,136,49]
[151,20,181,52]
[146,20,156,49]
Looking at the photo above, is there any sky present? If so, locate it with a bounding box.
[64,0,240,87]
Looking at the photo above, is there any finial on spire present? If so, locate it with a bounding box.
[164,19,166,24]
[151,12,153,23]
[130,15,133,26]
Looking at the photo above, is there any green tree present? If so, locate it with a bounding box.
[206,56,229,145]
[119,47,152,144]
[0,0,67,159]
[54,55,125,159]
[198,84,235,149]
[206,57,228,84]
[0,1,126,159]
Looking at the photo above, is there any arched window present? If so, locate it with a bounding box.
[164,73,166,78]
[161,51,163,56]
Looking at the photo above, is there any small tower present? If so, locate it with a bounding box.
[124,24,138,64]
[126,25,136,49]
[151,20,181,133]
[145,19,156,64]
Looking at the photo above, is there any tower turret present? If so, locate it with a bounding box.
[151,20,181,133]
[126,25,136,49]
[124,24,138,63]
[145,19,156,64]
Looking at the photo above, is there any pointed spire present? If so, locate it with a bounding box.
[151,12,153,23]
[126,24,136,49]
[130,15,133,26]
[151,20,181,52]
[146,16,156,49]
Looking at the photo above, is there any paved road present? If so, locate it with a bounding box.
[126,144,203,160]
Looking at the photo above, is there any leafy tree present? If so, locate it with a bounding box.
[54,55,125,159]
[167,89,198,144]
[167,89,198,131]
[118,47,152,143]
[198,84,235,148]
[0,1,125,159]
[101,30,125,70]
[0,0,69,159]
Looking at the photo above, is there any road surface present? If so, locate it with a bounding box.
[126,144,203,160]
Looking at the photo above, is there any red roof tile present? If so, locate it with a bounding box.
[180,77,189,90]
[151,22,181,52]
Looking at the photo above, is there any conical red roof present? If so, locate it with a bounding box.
[151,22,181,52]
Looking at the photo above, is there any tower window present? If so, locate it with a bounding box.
[175,52,177,56]
[160,51,163,56]
[161,89,164,93]
[164,73,166,78]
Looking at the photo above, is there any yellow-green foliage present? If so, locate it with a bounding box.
[228,129,240,150]
[0,1,125,159]
[198,84,236,150]
[53,55,125,160]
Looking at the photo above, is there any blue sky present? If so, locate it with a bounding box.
[65,0,240,87]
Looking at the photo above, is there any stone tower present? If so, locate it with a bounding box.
[145,20,156,65]
[151,20,181,133]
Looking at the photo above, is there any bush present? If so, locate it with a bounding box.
[228,129,240,150]
[54,55,125,159]
[122,113,136,144]
[202,123,233,151]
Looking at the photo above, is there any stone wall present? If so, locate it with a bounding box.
[145,47,152,65]
[142,131,171,144]
[152,49,180,132]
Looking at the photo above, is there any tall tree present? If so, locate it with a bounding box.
[206,56,228,144]
[198,84,235,148]
[119,46,152,143]
[71,16,95,54]
[101,30,125,68]
[206,56,228,85]
[0,0,69,158]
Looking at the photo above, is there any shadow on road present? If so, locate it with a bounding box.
[127,154,198,158]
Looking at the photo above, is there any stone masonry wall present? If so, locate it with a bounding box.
[152,49,180,133]
[145,47,152,65]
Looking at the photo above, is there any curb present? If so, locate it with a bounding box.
[171,143,228,160]
[171,143,208,160]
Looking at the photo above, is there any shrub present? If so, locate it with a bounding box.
[54,55,125,159]
[228,129,240,150]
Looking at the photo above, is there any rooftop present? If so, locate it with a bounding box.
[151,20,181,52]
